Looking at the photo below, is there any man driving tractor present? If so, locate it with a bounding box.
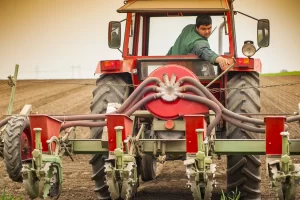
[167,14,231,69]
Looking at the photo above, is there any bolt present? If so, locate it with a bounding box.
[280,132,289,136]
[115,126,124,130]
[196,129,204,133]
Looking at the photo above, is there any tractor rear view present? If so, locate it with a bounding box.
[93,0,268,199]
[2,0,300,200]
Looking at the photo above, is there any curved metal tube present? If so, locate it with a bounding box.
[117,77,162,113]
[177,77,221,105]
[123,86,159,113]
[222,109,265,126]
[179,77,271,133]
[46,136,60,156]
[58,75,272,133]
[9,74,299,135]
[125,93,163,116]
[60,93,163,130]
[52,78,163,122]
[175,92,222,136]
[53,114,106,121]
[178,76,265,125]
[218,21,226,55]
[222,115,265,133]
[287,115,300,123]
[178,85,205,97]
[61,121,107,130]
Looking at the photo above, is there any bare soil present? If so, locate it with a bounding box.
[0,76,299,200]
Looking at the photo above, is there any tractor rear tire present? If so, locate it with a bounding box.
[3,116,30,182]
[141,154,157,181]
[226,72,261,199]
[89,74,129,200]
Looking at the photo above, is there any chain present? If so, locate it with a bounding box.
[6,81,138,88]
[2,79,299,92]
[96,83,136,87]
[208,82,300,94]
[46,81,300,91]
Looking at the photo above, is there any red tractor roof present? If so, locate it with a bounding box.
[117,0,230,13]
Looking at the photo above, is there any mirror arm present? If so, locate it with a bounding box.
[234,11,258,21]
[117,48,123,54]
[120,14,135,23]
[208,26,218,38]
[255,47,261,53]
[223,14,228,35]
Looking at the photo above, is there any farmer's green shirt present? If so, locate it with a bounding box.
[167,24,219,64]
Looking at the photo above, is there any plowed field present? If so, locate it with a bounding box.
[0,76,299,200]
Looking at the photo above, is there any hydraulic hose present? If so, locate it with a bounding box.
[60,92,163,130]
[178,85,205,97]
[61,121,107,130]
[7,73,299,134]
[179,76,265,126]
[178,77,273,133]
[53,114,106,121]
[52,78,162,122]
[287,115,300,123]
[117,77,162,113]
[222,115,265,133]
[123,86,160,113]
[125,93,163,116]
[175,92,222,136]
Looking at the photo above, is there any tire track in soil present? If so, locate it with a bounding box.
[1,80,95,118]
[0,81,75,105]
[0,82,70,117]
[1,77,300,199]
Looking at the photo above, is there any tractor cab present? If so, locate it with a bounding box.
[102,0,270,86]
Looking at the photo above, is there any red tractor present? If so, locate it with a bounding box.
[91,0,269,199]
[4,1,300,200]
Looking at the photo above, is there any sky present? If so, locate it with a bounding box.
[0,0,300,79]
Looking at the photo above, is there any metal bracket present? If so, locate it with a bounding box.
[185,134,215,200]
[105,125,138,200]
[20,104,32,116]
[267,132,300,200]
[23,128,62,199]
[298,103,300,127]
[7,75,15,87]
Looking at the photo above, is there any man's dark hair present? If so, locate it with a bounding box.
[196,14,212,28]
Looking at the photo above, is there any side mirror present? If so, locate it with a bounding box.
[108,21,121,49]
[257,19,270,48]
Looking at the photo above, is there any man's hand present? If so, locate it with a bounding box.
[216,56,231,69]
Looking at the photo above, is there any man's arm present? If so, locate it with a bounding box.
[192,41,229,68]
[166,47,173,55]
